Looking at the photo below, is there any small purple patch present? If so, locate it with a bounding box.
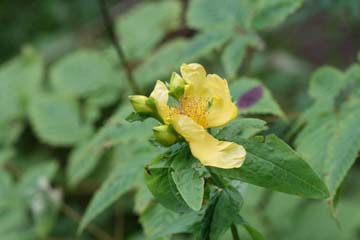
[237,86,263,108]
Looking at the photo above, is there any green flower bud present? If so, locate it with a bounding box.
[153,125,177,146]
[169,72,185,99]
[128,95,153,113]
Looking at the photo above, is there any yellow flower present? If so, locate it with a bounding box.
[131,63,246,169]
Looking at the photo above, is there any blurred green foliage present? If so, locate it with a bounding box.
[0,0,360,239]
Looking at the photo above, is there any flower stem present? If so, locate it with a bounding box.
[231,224,240,240]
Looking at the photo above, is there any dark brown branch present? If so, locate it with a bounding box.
[61,203,114,240]
[99,0,142,94]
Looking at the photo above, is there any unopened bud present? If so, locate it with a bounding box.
[169,72,185,99]
[153,125,177,146]
[128,95,153,113]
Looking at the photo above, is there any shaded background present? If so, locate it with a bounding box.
[0,0,360,239]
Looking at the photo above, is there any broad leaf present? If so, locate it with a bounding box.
[140,203,200,239]
[67,106,156,187]
[215,118,267,140]
[28,94,90,146]
[116,0,181,60]
[50,50,116,97]
[222,34,263,79]
[295,99,360,196]
[231,78,285,118]
[187,0,254,30]
[134,181,153,214]
[252,0,304,30]
[135,39,187,87]
[308,66,345,100]
[182,28,233,61]
[212,134,329,199]
[78,143,161,233]
[171,150,204,211]
[145,167,190,213]
[0,48,42,145]
[210,187,243,240]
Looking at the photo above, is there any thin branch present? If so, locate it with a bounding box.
[61,203,114,240]
[99,0,142,94]
[231,224,241,240]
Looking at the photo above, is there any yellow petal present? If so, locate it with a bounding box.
[180,63,206,86]
[205,74,238,128]
[150,80,170,123]
[180,64,238,127]
[171,115,246,169]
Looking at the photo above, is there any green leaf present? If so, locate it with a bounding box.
[135,39,187,87]
[0,48,42,145]
[212,134,329,199]
[288,98,334,138]
[222,37,248,79]
[0,47,43,112]
[67,106,156,187]
[116,0,181,60]
[140,203,200,239]
[252,0,304,30]
[222,34,263,79]
[125,112,149,123]
[171,150,204,211]
[186,0,254,30]
[28,93,89,146]
[145,167,190,213]
[308,66,345,100]
[50,49,117,97]
[195,193,219,240]
[79,143,161,233]
[210,187,243,240]
[215,118,268,140]
[295,99,360,196]
[182,27,233,61]
[231,78,285,118]
[134,181,153,214]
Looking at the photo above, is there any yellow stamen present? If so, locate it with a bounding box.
[170,95,210,128]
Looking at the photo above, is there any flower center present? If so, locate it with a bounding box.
[171,95,211,127]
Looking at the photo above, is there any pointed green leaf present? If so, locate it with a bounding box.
[145,167,190,213]
[212,134,329,199]
[222,34,263,79]
[182,28,233,61]
[78,143,160,233]
[135,39,187,87]
[296,99,360,196]
[210,187,243,240]
[140,203,200,239]
[187,0,254,30]
[309,66,345,100]
[215,118,267,140]
[116,0,181,60]
[252,0,304,30]
[67,106,156,187]
[171,151,204,211]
